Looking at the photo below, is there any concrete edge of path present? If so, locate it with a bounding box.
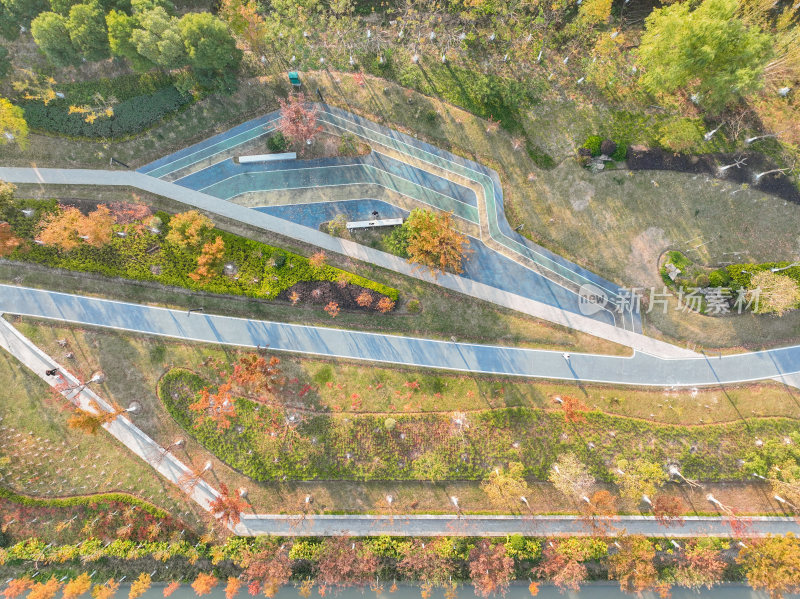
[0,166,695,359]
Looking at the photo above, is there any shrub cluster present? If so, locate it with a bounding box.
[23,86,192,139]
[581,135,627,161]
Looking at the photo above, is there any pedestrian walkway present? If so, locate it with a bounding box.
[0,167,687,357]
[1,312,799,538]
[1,285,798,386]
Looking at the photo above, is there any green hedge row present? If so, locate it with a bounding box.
[54,72,177,105]
[0,486,167,518]
[23,86,192,139]
[0,534,543,568]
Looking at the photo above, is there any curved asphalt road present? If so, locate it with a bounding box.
[2,284,800,387]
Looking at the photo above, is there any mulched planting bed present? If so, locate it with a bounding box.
[277,281,392,312]
[626,147,800,203]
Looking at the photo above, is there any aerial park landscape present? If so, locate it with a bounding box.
[2,0,800,596]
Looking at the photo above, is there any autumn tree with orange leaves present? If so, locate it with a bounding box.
[62,574,92,599]
[278,94,321,153]
[37,205,116,250]
[91,580,119,599]
[210,483,248,527]
[191,574,218,597]
[404,209,470,276]
[324,302,340,318]
[2,578,33,599]
[241,542,292,598]
[673,540,726,591]
[314,537,379,589]
[128,574,152,599]
[607,536,669,597]
[376,297,396,313]
[163,582,180,598]
[189,236,226,283]
[27,578,61,599]
[224,578,241,599]
[559,395,589,424]
[652,494,686,527]
[37,206,85,250]
[77,205,115,247]
[230,353,284,401]
[468,540,514,598]
[533,541,589,592]
[190,382,237,430]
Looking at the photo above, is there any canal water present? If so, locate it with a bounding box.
[133,582,796,599]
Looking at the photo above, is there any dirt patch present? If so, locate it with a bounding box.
[625,227,671,288]
[569,181,595,211]
[277,281,392,312]
[626,148,800,203]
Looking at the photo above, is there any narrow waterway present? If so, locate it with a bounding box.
[134,582,796,599]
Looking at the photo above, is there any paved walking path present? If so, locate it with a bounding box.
[2,285,799,386]
[0,166,689,357]
[2,313,799,538]
[0,314,222,516]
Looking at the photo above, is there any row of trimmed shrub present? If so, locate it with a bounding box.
[0,486,167,518]
[0,533,546,568]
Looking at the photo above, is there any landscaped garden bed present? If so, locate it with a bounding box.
[0,193,398,311]
[660,250,800,316]
[159,367,795,484]
[20,73,195,140]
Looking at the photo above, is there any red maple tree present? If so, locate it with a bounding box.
[278,93,321,153]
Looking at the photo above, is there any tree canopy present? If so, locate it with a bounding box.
[637,0,772,113]
[403,209,471,276]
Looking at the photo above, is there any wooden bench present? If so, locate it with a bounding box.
[346,218,404,230]
[237,152,297,163]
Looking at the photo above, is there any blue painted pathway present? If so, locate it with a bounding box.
[2,285,799,387]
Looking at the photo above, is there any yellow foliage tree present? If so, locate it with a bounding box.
[91,580,119,599]
[128,574,151,599]
[404,209,470,276]
[62,574,92,599]
[166,210,214,248]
